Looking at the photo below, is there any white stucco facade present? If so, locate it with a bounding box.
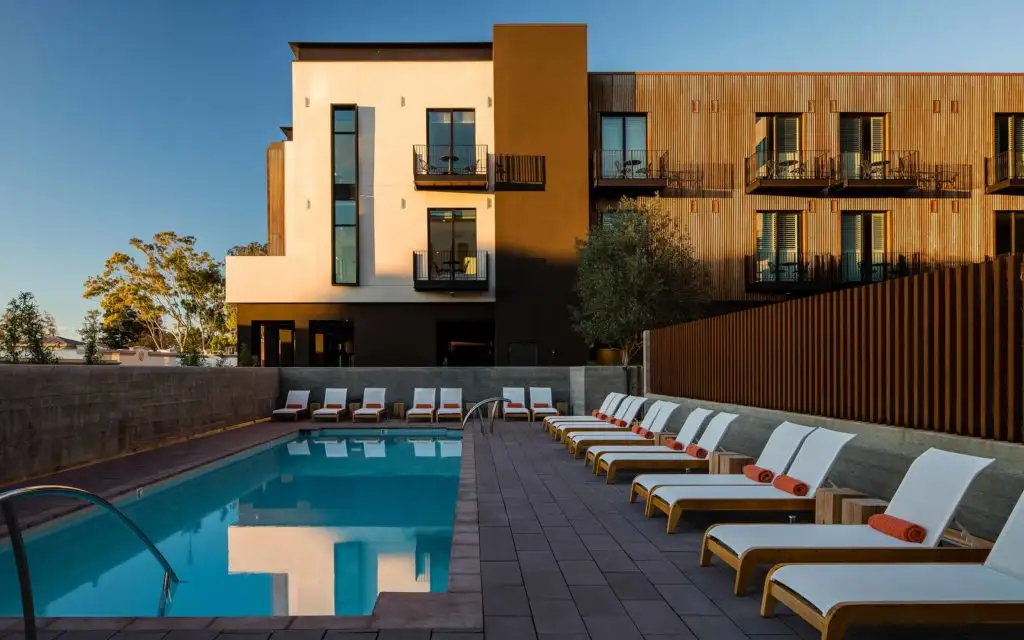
[227,59,495,304]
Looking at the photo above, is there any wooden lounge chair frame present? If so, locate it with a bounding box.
[502,388,531,421]
[311,407,347,422]
[701,530,990,596]
[584,442,677,467]
[567,434,659,457]
[760,562,1024,640]
[353,407,385,422]
[648,492,815,534]
[595,453,709,484]
[406,388,436,423]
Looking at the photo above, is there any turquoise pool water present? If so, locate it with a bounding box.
[0,429,462,617]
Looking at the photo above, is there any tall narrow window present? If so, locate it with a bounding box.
[427,110,477,175]
[840,212,887,282]
[755,211,802,282]
[428,209,478,277]
[753,114,801,177]
[600,114,648,178]
[995,114,1024,181]
[332,106,358,284]
[995,211,1024,255]
[839,114,886,179]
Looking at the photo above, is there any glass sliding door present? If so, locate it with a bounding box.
[755,211,802,282]
[841,212,887,282]
[839,115,885,179]
[427,110,476,174]
[428,209,478,278]
[600,114,647,178]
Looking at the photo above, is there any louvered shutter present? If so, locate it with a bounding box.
[756,212,777,281]
[870,212,887,281]
[777,213,800,281]
[841,214,863,282]
[869,117,885,175]
[776,116,800,172]
[840,117,863,178]
[1012,116,1024,179]
[996,115,1010,180]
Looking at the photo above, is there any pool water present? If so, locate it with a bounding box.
[0,429,462,617]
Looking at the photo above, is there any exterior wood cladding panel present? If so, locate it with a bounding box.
[590,72,1024,301]
[266,141,286,256]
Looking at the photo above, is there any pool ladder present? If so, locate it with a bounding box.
[0,485,181,640]
[461,397,511,435]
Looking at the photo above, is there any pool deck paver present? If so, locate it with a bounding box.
[3,418,1023,639]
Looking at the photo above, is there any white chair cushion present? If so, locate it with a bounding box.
[588,445,675,456]
[599,451,703,464]
[652,484,795,504]
[569,432,648,443]
[708,523,920,557]
[634,473,761,491]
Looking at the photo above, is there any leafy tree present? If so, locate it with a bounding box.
[228,242,268,257]
[222,241,267,355]
[84,232,231,356]
[0,292,58,364]
[80,309,102,364]
[571,196,710,366]
[99,307,146,349]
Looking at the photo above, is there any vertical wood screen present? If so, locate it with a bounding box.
[650,255,1024,443]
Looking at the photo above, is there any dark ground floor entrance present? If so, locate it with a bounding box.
[437,320,494,366]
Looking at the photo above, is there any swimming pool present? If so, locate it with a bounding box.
[0,429,463,617]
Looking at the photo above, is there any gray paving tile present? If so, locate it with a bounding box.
[568,585,627,618]
[516,549,558,572]
[656,585,722,617]
[589,549,638,573]
[557,560,607,586]
[547,540,591,561]
[621,601,691,635]
[680,615,749,640]
[481,616,535,640]
[2,633,62,640]
[430,634,483,640]
[634,559,690,585]
[512,534,549,551]
[604,572,661,601]
[619,542,665,562]
[479,527,516,562]
[582,616,643,640]
[268,632,326,640]
[535,635,588,640]
[578,534,619,551]
[481,561,523,586]
[527,600,586,635]
[508,518,543,534]
[523,571,572,601]
[164,632,220,640]
[216,634,272,640]
[322,634,377,640]
[375,632,430,640]
[482,585,530,617]
[110,633,168,640]
[56,632,119,640]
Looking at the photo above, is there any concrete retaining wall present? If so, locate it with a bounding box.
[0,365,279,484]
[278,366,635,416]
[650,393,1024,541]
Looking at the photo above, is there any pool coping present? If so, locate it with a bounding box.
[1,419,483,633]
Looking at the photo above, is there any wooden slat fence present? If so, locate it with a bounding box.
[650,255,1024,443]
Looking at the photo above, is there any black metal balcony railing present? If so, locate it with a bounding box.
[593,149,669,188]
[834,150,920,187]
[919,162,973,194]
[744,252,956,294]
[985,151,1024,193]
[744,151,832,191]
[413,250,489,292]
[664,162,735,195]
[494,154,546,190]
[412,145,488,189]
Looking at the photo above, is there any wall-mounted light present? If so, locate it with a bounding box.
[401,198,406,209]
[306,199,311,209]
[401,96,406,107]
[488,97,493,108]
[304,97,310,108]
[487,197,492,209]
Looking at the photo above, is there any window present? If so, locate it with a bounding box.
[428,209,478,277]
[754,114,801,175]
[600,114,648,178]
[755,211,802,282]
[839,114,886,179]
[994,114,1024,180]
[332,106,358,285]
[841,212,887,282]
[427,109,476,174]
[995,211,1024,255]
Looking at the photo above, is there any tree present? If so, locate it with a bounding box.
[571,196,711,366]
[99,307,146,349]
[0,292,58,364]
[84,232,232,356]
[81,309,102,364]
[221,241,268,355]
[228,242,268,257]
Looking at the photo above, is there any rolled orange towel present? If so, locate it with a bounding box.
[592,410,600,417]
[742,464,774,483]
[664,438,683,450]
[612,418,626,427]
[772,474,809,496]
[597,412,608,420]
[365,403,383,409]
[535,402,550,408]
[286,403,303,409]
[630,424,642,434]
[443,403,459,408]
[325,403,344,409]
[868,513,927,543]
[508,402,523,408]
[685,443,708,459]
[414,403,432,409]
[638,428,653,438]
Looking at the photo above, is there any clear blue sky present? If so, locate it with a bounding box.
[1,0,1020,337]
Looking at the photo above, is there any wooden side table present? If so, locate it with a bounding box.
[310,402,322,413]
[556,401,568,416]
[393,402,406,419]
[841,498,888,525]
[815,487,866,524]
[348,403,361,420]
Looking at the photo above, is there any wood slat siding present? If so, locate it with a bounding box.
[267,141,286,256]
[650,255,1024,443]
[589,72,1024,302]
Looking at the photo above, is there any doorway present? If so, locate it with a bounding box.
[310,320,354,367]
[436,320,494,366]
[255,321,295,367]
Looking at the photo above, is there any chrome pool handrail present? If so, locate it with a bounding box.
[0,485,181,640]
[462,397,510,435]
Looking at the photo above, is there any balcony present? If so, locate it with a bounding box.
[833,150,920,192]
[494,154,546,191]
[592,149,669,191]
[412,145,488,190]
[985,152,1024,194]
[744,151,832,194]
[744,252,953,295]
[412,250,490,292]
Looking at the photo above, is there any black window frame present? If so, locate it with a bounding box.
[331,105,359,285]
[995,210,1024,256]
[426,108,477,174]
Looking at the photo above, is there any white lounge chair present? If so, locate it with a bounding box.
[702,447,995,594]
[593,411,740,483]
[412,439,437,457]
[440,440,462,457]
[558,399,666,448]
[272,390,310,421]
[286,440,311,456]
[761,489,1024,639]
[312,388,348,422]
[552,396,647,441]
[353,388,387,422]
[406,388,436,422]
[529,387,559,421]
[566,401,685,457]
[543,392,625,427]
[502,387,530,420]
[648,427,857,533]
[629,421,816,506]
[584,404,701,466]
[545,394,634,431]
[436,388,463,421]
